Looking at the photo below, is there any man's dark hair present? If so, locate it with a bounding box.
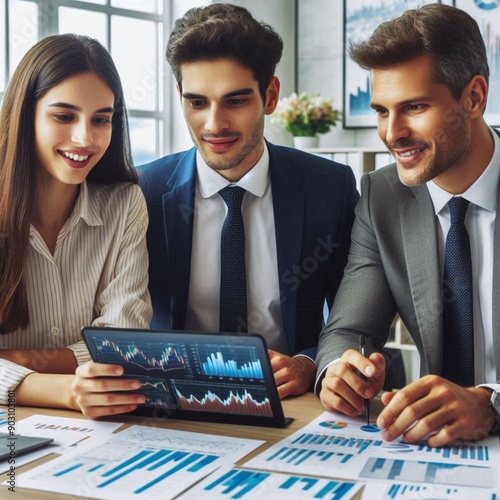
[166,3,283,102]
[349,3,489,100]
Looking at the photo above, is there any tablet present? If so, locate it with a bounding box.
[0,433,54,461]
[81,327,292,428]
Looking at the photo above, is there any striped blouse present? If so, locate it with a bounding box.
[0,181,152,404]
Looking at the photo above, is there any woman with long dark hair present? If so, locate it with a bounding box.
[0,34,151,411]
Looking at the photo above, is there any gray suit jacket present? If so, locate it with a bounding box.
[316,162,500,382]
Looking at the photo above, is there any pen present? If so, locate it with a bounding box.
[359,335,370,426]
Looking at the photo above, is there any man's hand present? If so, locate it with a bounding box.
[268,350,316,399]
[71,361,145,419]
[319,348,385,417]
[377,375,495,446]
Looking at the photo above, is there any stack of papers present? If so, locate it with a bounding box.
[3,411,499,499]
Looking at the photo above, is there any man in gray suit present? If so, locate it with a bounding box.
[316,3,500,447]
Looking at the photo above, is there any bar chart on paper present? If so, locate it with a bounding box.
[362,481,499,500]
[244,411,500,488]
[359,457,496,488]
[15,425,263,500]
[176,466,364,500]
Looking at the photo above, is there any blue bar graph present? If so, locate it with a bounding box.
[385,483,497,499]
[360,457,495,488]
[416,443,489,462]
[292,432,382,454]
[49,446,220,495]
[205,469,270,498]
[202,351,264,379]
[266,446,353,467]
[196,468,358,500]
[196,468,356,500]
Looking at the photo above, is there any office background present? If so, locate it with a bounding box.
[2,0,499,161]
[0,0,387,166]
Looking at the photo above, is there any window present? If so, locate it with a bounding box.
[0,0,169,165]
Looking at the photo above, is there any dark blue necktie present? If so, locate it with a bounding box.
[442,196,474,387]
[219,186,247,333]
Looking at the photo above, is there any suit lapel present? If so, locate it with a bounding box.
[268,144,305,353]
[400,184,442,375]
[162,149,197,329]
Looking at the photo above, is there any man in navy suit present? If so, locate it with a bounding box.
[139,3,359,399]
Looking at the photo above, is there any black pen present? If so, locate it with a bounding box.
[359,335,370,425]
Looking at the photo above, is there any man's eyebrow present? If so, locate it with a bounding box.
[223,88,254,98]
[370,95,433,109]
[48,102,115,113]
[182,88,255,100]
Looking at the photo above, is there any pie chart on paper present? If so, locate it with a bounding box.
[360,424,380,432]
[319,421,348,429]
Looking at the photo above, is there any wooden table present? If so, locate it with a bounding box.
[1,393,366,499]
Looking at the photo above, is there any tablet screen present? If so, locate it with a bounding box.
[81,327,291,428]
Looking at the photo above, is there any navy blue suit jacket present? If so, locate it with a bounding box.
[139,142,359,359]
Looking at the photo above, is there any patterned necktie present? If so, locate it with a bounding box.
[442,196,474,387]
[219,186,247,333]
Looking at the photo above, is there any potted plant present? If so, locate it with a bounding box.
[272,92,342,149]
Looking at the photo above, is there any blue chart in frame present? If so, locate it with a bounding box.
[456,0,500,124]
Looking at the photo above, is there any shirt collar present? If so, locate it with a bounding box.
[73,180,103,227]
[195,143,270,198]
[427,127,500,215]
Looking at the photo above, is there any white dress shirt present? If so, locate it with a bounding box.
[427,127,500,389]
[0,181,152,404]
[185,144,288,354]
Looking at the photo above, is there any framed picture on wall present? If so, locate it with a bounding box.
[455,0,500,126]
[343,0,455,128]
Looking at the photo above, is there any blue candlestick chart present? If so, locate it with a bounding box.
[129,376,176,409]
[90,337,189,374]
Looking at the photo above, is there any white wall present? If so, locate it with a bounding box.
[296,0,381,149]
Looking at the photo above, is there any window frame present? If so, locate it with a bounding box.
[1,0,172,162]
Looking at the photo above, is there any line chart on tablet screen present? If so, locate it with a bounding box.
[171,380,273,416]
[88,337,192,376]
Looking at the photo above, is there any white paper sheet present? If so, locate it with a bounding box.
[361,480,499,500]
[176,465,364,499]
[244,411,500,493]
[13,424,264,499]
[0,414,122,473]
